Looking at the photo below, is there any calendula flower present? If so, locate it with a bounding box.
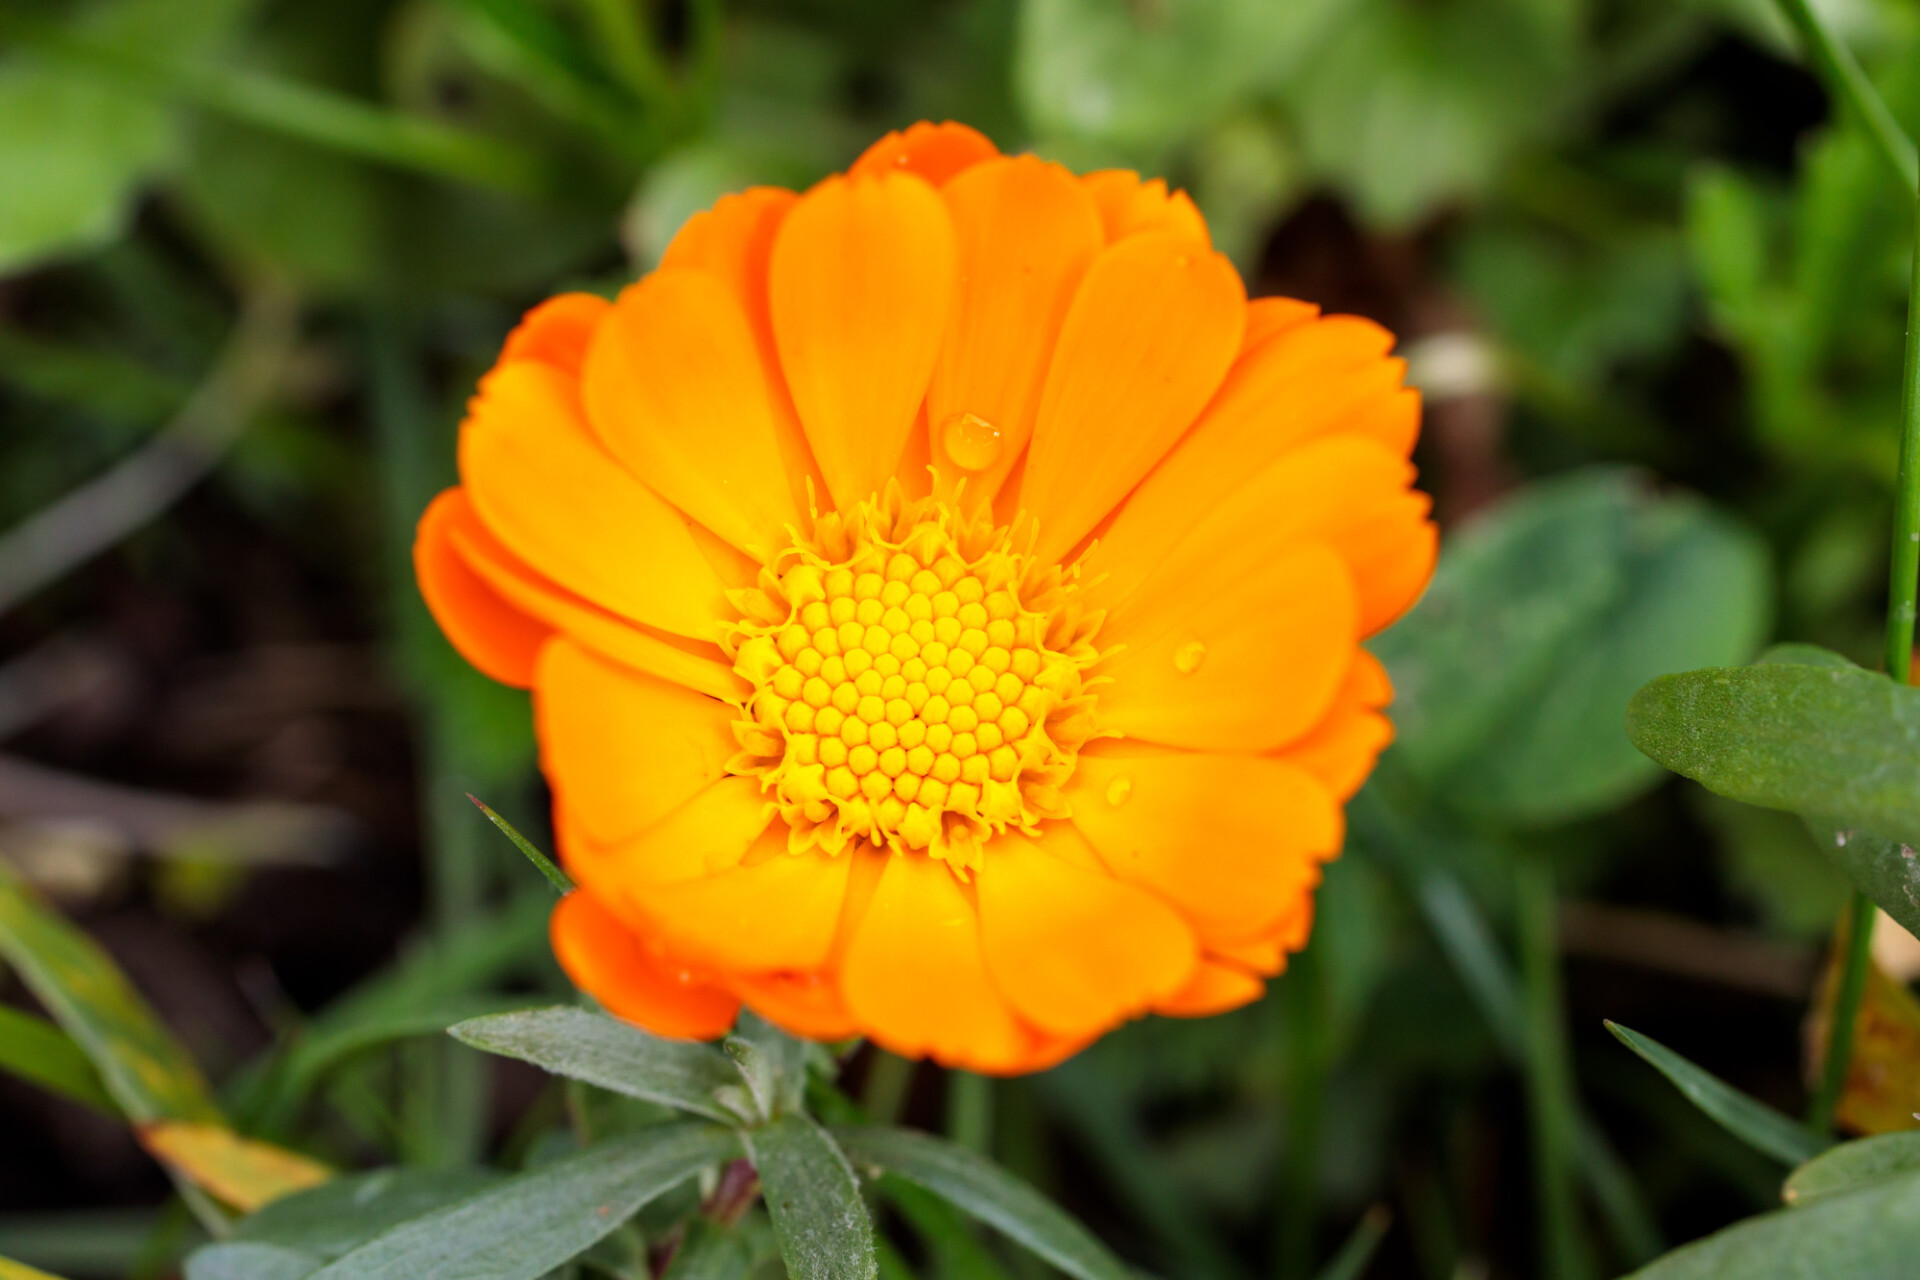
[416,122,1435,1073]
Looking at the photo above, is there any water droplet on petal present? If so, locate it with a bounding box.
[941,412,1002,472]
[1173,639,1207,673]
[1105,776,1132,807]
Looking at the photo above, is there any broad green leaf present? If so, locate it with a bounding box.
[1373,468,1771,826]
[1784,1133,1920,1205]
[449,1007,741,1123]
[185,1242,319,1280]
[1622,1167,1920,1278]
[746,1115,877,1280]
[136,1122,330,1213]
[833,1126,1132,1280]
[308,1122,737,1280]
[230,1167,501,1258]
[0,1004,115,1114]
[0,861,219,1123]
[1016,0,1355,157]
[1605,1023,1824,1166]
[1627,661,1920,849]
[0,0,254,274]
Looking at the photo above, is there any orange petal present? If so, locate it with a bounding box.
[635,828,854,973]
[1096,542,1358,753]
[728,970,859,1041]
[1066,746,1341,947]
[584,269,806,559]
[1091,434,1435,642]
[851,121,999,186]
[445,489,742,699]
[1018,232,1244,564]
[534,638,737,845]
[458,360,728,639]
[550,890,739,1040]
[415,488,551,687]
[926,156,1104,513]
[500,292,612,379]
[976,829,1196,1037]
[1242,295,1320,351]
[769,172,959,512]
[1154,960,1264,1017]
[1280,650,1395,801]
[840,853,1030,1072]
[1080,171,1211,245]
[559,776,772,893]
[661,186,796,347]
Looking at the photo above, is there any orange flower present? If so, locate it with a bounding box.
[415,122,1436,1073]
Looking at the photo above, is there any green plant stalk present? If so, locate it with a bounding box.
[1809,897,1876,1134]
[1516,853,1593,1280]
[1276,944,1329,1280]
[1775,0,1918,190]
[579,0,674,106]
[946,1070,994,1155]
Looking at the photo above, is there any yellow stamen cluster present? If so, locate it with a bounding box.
[725,487,1102,873]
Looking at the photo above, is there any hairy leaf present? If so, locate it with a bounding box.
[747,1115,877,1280]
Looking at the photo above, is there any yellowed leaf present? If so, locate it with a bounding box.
[1809,940,1920,1136]
[137,1120,331,1213]
[0,1256,70,1280]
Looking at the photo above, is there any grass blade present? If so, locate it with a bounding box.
[467,795,572,893]
[1606,1022,1825,1166]
[1311,1206,1391,1280]
[0,1004,115,1114]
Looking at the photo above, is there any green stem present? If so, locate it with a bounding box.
[1775,0,1918,190]
[861,1050,914,1126]
[1276,945,1328,1280]
[4,12,548,196]
[1886,176,1920,683]
[1808,892,1876,1133]
[946,1069,994,1155]
[579,0,674,106]
[1516,853,1592,1280]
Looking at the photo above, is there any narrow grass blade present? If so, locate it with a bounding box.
[467,796,571,893]
[746,1115,877,1280]
[450,1007,739,1123]
[0,862,219,1123]
[834,1125,1133,1280]
[1606,1022,1825,1165]
[309,1123,736,1280]
[1311,1206,1391,1280]
[0,1005,115,1114]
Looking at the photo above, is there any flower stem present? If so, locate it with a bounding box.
[1516,852,1592,1280]
[946,1069,994,1155]
[1774,0,1917,190]
[1807,894,1875,1133]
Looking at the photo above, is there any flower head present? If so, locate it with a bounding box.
[416,122,1436,1072]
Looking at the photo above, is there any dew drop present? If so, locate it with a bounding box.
[941,412,1003,472]
[1105,776,1132,807]
[1173,639,1207,674]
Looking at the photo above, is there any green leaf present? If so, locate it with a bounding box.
[467,795,573,893]
[1015,0,1355,157]
[746,1115,877,1280]
[449,1007,741,1124]
[229,1167,501,1259]
[307,1123,737,1280]
[833,1126,1133,1280]
[185,1242,320,1280]
[1605,1023,1824,1166]
[1374,468,1771,825]
[1627,660,1920,847]
[1311,1206,1391,1280]
[660,1217,756,1280]
[1622,1167,1920,1278]
[722,1011,809,1122]
[1783,1132,1920,1205]
[0,0,253,274]
[0,861,219,1123]
[0,1004,115,1114]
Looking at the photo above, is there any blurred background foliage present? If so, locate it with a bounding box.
[4,0,1920,1276]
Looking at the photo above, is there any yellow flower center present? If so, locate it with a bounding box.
[725,488,1102,873]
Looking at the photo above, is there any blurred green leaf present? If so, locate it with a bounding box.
[746,1115,877,1280]
[1783,1132,1920,1205]
[184,1242,318,1280]
[0,1003,116,1114]
[660,1217,756,1280]
[228,1167,502,1260]
[834,1126,1133,1280]
[0,0,253,274]
[0,861,219,1124]
[1310,1206,1391,1280]
[1605,1022,1825,1166]
[306,1122,737,1280]
[1622,1167,1920,1277]
[1016,0,1354,158]
[1628,658,1920,858]
[1374,467,1772,825]
[450,1007,742,1123]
